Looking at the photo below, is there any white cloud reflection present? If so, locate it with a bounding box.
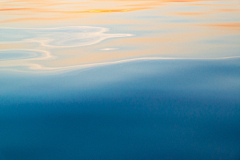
[0,26,132,48]
[0,25,239,73]
[0,26,133,72]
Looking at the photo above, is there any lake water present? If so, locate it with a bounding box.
[0,0,240,159]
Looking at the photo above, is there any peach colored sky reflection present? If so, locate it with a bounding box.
[0,0,239,72]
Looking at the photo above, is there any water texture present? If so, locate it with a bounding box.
[0,0,240,160]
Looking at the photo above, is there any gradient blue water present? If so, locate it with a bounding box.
[1,0,240,159]
[1,58,240,160]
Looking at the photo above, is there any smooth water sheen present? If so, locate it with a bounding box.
[0,0,240,160]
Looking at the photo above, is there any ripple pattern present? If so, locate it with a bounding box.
[0,26,132,72]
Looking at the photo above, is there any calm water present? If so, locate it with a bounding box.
[0,0,240,160]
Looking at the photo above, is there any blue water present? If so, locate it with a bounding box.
[1,58,240,160]
[0,50,39,61]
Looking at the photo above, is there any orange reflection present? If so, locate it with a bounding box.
[1,0,239,24]
[0,8,32,11]
[205,22,240,28]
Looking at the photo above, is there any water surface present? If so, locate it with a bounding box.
[0,0,240,160]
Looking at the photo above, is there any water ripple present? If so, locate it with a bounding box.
[0,50,39,61]
[0,26,132,72]
[0,26,132,48]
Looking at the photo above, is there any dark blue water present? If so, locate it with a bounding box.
[0,58,240,160]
